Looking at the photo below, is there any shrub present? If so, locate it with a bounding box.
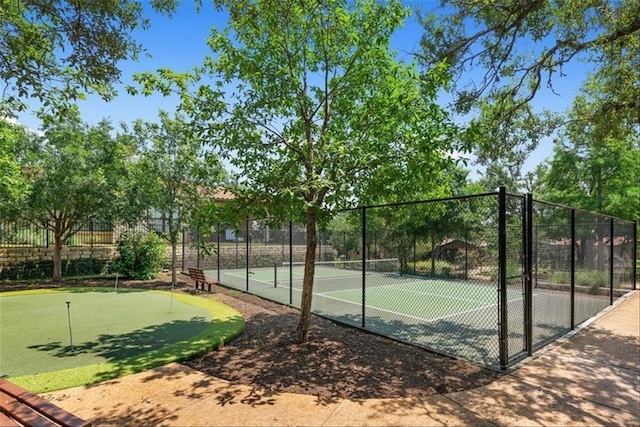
[550,271,570,284]
[0,260,52,281]
[549,269,618,294]
[0,258,108,281]
[575,270,607,289]
[489,263,522,282]
[112,231,165,280]
[62,258,108,277]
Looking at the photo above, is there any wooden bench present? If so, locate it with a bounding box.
[188,267,218,292]
[0,379,90,427]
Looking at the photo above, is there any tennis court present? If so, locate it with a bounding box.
[209,257,614,367]
[211,259,513,364]
[188,190,636,370]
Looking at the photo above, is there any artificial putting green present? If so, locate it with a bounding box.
[0,288,244,393]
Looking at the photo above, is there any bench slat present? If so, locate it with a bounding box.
[0,410,20,426]
[0,380,90,427]
[0,389,59,427]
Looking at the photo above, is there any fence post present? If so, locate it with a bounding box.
[413,230,417,276]
[534,225,538,288]
[216,223,221,282]
[525,193,533,356]
[289,221,293,305]
[361,207,366,328]
[633,220,637,291]
[498,186,508,370]
[181,229,186,272]
[196,226,201,269]
[570,209,576,330]
[465,227,469,281]
[245,219,249,292]
[609,218,614,305]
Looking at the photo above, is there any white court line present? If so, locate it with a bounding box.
[316,279,501,305]
[368,286,487,305]
[223,272,274,286]
[254,278,532,325]
[313,291,499,324]
[311,287,532,325]
[430,293,538,323]
[313,292,435,322]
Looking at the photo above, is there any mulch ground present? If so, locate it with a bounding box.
[1,272,503,400]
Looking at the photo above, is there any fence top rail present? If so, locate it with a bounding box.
[505,191,525,199]
[532,198,637,223]
[341,191,499,211]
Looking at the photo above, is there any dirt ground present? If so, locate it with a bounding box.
[2,272,503,400]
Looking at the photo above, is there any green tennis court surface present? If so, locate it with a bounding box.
[0,288,244,392]
[214,264,520,321]
[212,263,610,367]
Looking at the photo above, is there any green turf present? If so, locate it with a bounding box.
[0,288,244,393]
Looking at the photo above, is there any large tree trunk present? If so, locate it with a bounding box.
[296,208,317,343]
[53,234,63,282]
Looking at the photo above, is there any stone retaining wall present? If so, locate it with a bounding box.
[0,244,337,274]
[181,245,337,270]
[0,246,115,267]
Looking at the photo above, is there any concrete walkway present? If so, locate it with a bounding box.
[43,291,639,426]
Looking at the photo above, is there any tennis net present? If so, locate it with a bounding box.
[280,258,400,279]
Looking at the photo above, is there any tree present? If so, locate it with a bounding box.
[540,80,640,220]
[418,0,640,164]
[0,0,177,116]
[133,0,460,342]
[0,118,35,218]
[129,111,226,289]
[477,160,524,194]
[531,57,639,273]
[17,109,135,281]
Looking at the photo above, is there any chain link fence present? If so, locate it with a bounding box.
[186,188,636,370]
[2,188,636,370]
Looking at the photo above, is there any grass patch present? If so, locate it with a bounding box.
[0,289,244,393]
[549,269,619,294]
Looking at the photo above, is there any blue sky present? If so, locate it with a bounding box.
[15,0,591,178]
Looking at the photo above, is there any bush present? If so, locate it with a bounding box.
[550,271,570,284]
[489,263,522,282]
[575,270,607,289]
[0,258,108,281]
[0,260,52,281]
[112,231,165,280]
[549,269,618,294]
[62,258,108,277]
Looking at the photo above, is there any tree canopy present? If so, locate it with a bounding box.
[0,118,34,217]
[128,110,226,287]
[14,109,135,281]
[540,72,640,220]
[418,0,640,164]
[0,0,177,116]
[133,0,460,342]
